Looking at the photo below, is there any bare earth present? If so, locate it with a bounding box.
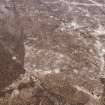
[0,0,105,105]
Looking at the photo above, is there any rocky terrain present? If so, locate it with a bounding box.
[0,0,105,105]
